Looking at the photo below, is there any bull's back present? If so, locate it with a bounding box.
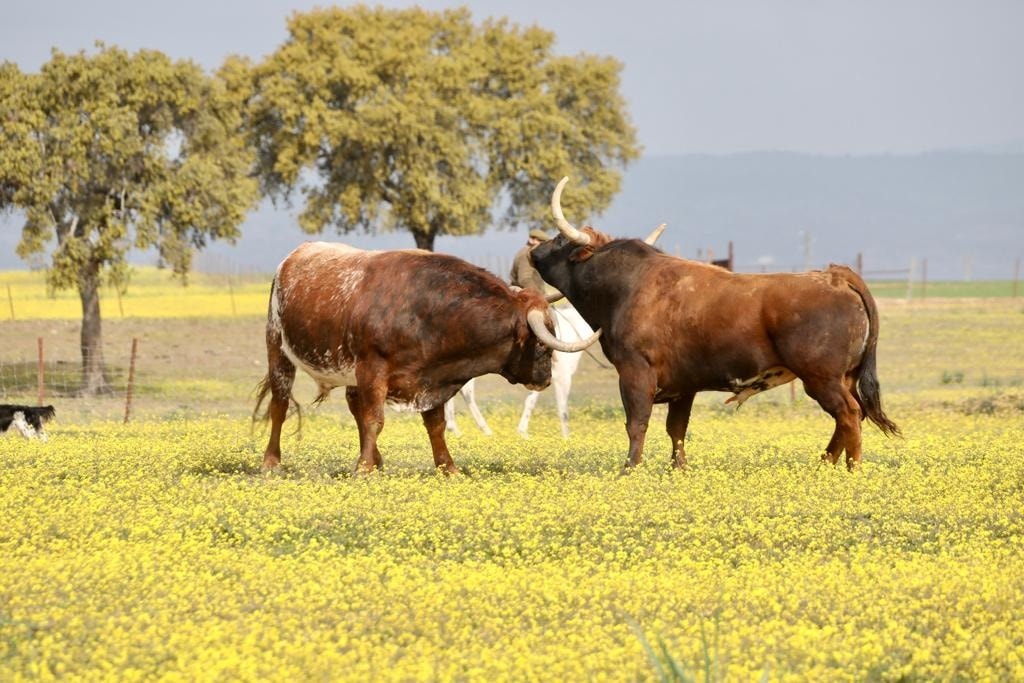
[269,242,516,386]
[619,263,869,384]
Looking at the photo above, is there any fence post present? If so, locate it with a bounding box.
[37,337,44,406]
[921,258,928,299]
[1014,256,1020,298]
[124,338,139,424]
[6,284,14,321]
[856,252,863,276]
[906,258,915,301]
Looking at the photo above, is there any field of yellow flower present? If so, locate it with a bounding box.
[2,404,1023,681]
[1,273,1023,680]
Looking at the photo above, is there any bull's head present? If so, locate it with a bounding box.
[531,176,665,299]
[500,289,601,390]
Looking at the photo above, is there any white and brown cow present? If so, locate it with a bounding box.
[253,241,600,474]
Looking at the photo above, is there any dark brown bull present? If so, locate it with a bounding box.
[254,241,600,474]
[531,178,900,472]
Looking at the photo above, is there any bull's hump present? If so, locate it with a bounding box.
[289,241,366,264]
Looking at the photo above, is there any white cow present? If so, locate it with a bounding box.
[444,304,595,439]
[443,380,493,436]
[445,223,664,438]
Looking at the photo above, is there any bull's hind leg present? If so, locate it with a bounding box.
[618,362,657,472]
[345,388,382,470]
[422,405,459,475]
[666,392,696,469]
[262,343,296,470]
[803,376,863,470]
[350,361,389,474]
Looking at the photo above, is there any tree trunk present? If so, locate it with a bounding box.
[78,260,112,395]
[413,231,436,252]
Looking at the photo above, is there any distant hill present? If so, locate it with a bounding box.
[3,150,1022,280]
[605,151,1024,280]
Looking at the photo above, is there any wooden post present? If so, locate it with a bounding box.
[1014,257,1020,298]
[6,284,14,320]
[124,338,139,424]
[921,258,928,299]
[906,258,915,301]
[856,252,863,276]
[37,337,44,406]
[727,241,734,271]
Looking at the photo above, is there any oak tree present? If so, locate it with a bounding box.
[247,6,639,251]
[0,45,258,394]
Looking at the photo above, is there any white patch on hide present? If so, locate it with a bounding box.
[725,366,797,408]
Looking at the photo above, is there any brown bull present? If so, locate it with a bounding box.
[530,177,900,472]
[254,241,600,474]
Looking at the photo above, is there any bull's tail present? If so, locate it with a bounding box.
[251,277,303,436]
[251,374,303,437]
[844,269,901,437]
[251,374,274,424]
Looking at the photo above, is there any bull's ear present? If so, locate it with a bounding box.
[511,310,531,345]
[569,245,596,263]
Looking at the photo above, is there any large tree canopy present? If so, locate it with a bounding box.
[247,6,640,251]
[0,44,258,393]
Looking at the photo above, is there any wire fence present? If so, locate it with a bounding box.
[1,249,1020,424]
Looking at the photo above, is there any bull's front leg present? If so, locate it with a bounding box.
[666,392,696,469]
[618,364,657,472]
[421,405,459,475]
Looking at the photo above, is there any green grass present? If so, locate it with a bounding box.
[867,279,1023,298]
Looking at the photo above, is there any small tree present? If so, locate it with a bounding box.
[0,45,258,394]
[246,6,639,251]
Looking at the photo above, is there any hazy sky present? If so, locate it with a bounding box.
[3,0,1023,156]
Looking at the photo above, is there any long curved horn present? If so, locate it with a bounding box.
[527,309,601,353]
[550,177,591,246]
[644,223,667,245]
[545,291,565,304]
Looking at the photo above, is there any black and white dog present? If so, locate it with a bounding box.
[0,404,55,441]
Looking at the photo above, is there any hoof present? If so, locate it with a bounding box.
[820,452,841,466]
